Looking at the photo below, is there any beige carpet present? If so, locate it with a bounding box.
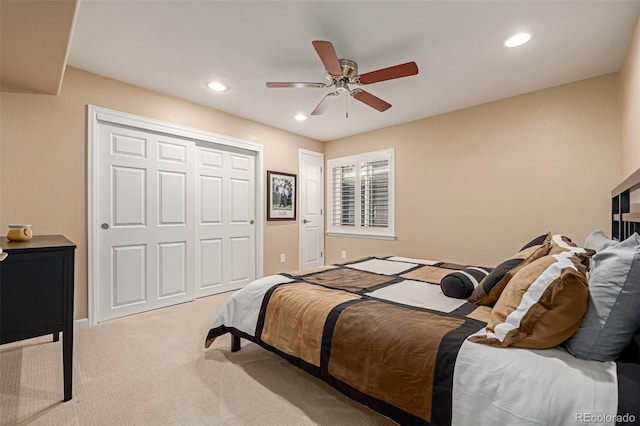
[0,292,395,426]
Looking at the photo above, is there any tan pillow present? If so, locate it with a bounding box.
[468,236,551,306]
[547,233,587,253]
[547,234,594,267]
[469,251,589,349]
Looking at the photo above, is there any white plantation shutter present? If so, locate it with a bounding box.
[360,159,389,228]
[327,149,395,239]
[331,164,356,227]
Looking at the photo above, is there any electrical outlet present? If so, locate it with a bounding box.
[280,253,286,263]
[341,250,347,259]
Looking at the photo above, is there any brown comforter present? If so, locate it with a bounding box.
[207,257,488,425]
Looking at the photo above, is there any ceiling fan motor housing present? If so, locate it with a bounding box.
[326,59,358,83]
[340,59,358,79]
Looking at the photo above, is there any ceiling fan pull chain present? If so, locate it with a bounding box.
[346,94,349,119]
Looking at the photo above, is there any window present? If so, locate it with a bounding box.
[327,148,395,239]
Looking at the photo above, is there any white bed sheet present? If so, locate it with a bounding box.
[212,274,293,336]
[452,330,618,426]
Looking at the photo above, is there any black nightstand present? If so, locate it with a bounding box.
[0,235,76,401]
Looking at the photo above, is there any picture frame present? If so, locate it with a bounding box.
[267,171,297,221]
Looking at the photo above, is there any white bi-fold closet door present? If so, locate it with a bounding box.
[91,107,259,323]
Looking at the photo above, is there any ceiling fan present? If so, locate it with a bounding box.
[266,40,419,116]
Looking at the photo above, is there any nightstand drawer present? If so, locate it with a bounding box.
[0,250,65,343]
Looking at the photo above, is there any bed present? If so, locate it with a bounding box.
[205,170,640,426]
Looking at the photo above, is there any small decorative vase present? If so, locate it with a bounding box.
[7,224,32,242]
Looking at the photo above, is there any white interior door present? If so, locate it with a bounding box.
[196,144,256,297]
[299,149,324,270]
[93,109,260,323]
[96,123,196,321]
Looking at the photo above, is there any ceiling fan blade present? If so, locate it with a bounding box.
[312,40,343,76]
[311,92,340,115]
[351,90,392,112]
[266,82,326,88]
[358,61,419,85]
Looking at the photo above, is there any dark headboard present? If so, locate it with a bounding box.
[612,168,640,241]
[611,169,640,364]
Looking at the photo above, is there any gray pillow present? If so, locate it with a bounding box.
[583,229,617,252]
[565,233,640,361]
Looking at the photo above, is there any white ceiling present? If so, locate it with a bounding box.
[68,1,640,142]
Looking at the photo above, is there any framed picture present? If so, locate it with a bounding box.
[267,171,296,220]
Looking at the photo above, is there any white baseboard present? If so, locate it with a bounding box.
[74,318,89,330]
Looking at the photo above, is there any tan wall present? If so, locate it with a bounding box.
[324,74,620,267]
[620,13,640,179]
[0,66,322,320]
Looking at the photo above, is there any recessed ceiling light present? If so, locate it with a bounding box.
[294,114,307,121]
[504,32,531,48]
[207,81,227,92]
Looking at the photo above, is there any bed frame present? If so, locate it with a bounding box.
[231,334,241,352]
[225,170,640,355]
[612,168,640,240]
[211,169,640,426]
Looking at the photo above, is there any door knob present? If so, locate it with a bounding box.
[250,220,255,225]
[101,223,110,230]
[303,219,311,224]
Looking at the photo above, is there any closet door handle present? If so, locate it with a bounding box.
[101,223,110,230]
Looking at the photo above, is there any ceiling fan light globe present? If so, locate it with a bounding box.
[336,80,349,93]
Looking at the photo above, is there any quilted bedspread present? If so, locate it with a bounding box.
[206,256,489,425]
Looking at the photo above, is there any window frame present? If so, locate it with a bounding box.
[326,148,395,240]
